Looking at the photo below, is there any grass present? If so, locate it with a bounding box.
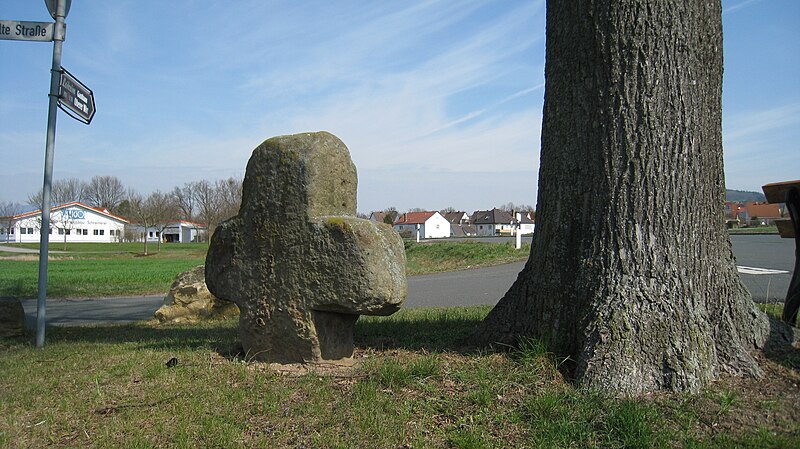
[404,241,530,275]
[728,226,779,235]
[0,241,530,298]
[1,306,798,448]
[0,243,207,298]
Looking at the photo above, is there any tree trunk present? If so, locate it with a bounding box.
[473,0,769,394]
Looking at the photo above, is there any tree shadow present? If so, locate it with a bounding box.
[354,308,488,354]
[762,315,800,371]
[11,306,491,357]
[13,319,240,352]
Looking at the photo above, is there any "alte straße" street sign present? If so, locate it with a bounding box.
[0,20,55,42]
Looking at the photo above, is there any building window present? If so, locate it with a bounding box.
[28,228,34,234]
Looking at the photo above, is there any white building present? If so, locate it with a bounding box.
[393,211,451,239]
[1,202,128,243]
[132,221,205,243]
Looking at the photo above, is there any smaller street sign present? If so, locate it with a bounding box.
[0,20,54,42]
[58,68,96,124]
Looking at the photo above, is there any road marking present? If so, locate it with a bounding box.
[737,266,790,275]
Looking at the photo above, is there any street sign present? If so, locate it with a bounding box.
[57,67,96,124]
[0,20,55,42]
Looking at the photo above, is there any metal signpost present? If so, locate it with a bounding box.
[2,0,93,347]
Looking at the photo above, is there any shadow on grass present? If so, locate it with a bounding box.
[12,320,240,352]
[355,306,491,353]
[10,305,493,355]
[763,315,800,371]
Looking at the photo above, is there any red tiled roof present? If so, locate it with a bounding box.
[743,202,781,218]
[394,211,436,225]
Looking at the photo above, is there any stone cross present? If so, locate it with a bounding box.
[205,131,406,363]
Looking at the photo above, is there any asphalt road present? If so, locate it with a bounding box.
[20,234,795,327]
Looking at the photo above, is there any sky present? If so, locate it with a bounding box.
[1,0,798,215]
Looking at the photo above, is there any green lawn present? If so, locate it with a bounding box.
[0,241,530,299]
[1,306,797,448]
[0,243,207,298]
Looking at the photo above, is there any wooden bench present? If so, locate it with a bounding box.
[762,180,800,326]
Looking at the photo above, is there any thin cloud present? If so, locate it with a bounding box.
[723,0,765,14]
[724,103,800,142]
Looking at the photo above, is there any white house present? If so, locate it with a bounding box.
[0,202,128,243]
[132,221,205,243]
[471,208,517,236]
[393,211,450,239]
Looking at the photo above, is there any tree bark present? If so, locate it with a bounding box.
[473,0,769,394]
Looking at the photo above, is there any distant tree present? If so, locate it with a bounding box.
[125,189,160,255]
[149,191,180,252]
[497,202,534,214]
[215,177,243,223]
[383,207,399,225]
[407,207,426,213]
[191,180,219,243]
[84,175,126,212]
[50,205,83,251]
[171,184,196,222]
[0,201,25,244]
[440,206,458,214]
[27,178,86,209]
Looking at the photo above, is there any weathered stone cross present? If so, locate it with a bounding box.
[205,131,406,363]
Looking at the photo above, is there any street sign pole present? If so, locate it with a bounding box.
[36,0,68,348]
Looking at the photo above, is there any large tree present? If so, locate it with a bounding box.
[84,175,126,212]
[27,177,85,209]
[473,0,769,394]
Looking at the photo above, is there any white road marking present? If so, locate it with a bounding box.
[737,266,790,275]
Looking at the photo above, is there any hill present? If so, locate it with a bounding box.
[725,189,766,203]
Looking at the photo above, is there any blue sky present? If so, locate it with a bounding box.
[1,0,797,214]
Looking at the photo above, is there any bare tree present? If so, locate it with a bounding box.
[0,201,25,244]
[473,0,770,394]
[147,191,179,253]
[125,189,159,255]
[215,177,243,222]
[171,184,196,222]
[497,202,534,213]
[27,178,86,209]
[192,180,219,242]
[50,205,84,250]
[84,175,126,212]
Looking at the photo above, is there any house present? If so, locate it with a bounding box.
[443,211,470,225]
[393,211,450,239]
[369,211,388,225]
[515,212,535,235]
[738,202,782,225]
[450,223,477,237]
[0,202,128,243]
[130,221,206,243]
[725,201,783,226]
[471,208,516,236]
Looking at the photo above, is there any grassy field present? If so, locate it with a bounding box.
[0,243,208,298]
[1,306,798,448]
[728,226,779,235]
[0,241,531,299]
